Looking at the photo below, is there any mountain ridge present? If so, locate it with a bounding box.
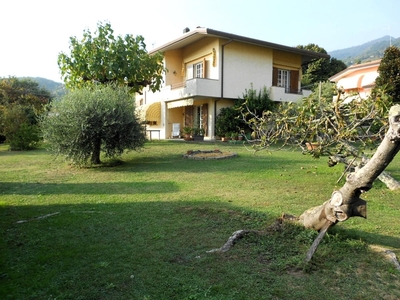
[329,35,400,65]
[21,76,66,99]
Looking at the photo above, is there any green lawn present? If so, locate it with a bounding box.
[1,141,399,299]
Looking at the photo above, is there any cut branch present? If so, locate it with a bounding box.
[206,230,257,253]
[207,214,297,254]
[385,250,400,272]
[16,212,60,224]
[305,220,334,262]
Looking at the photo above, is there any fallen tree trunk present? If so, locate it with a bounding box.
[329,155,400,190]
[299,105,400,231]
[208,106,400,262]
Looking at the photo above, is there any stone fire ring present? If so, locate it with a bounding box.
[183,149,237,160]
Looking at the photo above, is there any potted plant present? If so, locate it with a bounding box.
[192,127,205,141]
[222,132,231,142]
[182,126,192,141]
[305,142,320,150]
[231,132,239,140]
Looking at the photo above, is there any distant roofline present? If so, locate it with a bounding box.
[329,59,381,81]
[149,27,330,62]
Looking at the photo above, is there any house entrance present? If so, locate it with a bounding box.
[185,103,208,135]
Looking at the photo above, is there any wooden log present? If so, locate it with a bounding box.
[299,105,400,231]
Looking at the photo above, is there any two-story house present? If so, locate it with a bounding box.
[137,27,329,140]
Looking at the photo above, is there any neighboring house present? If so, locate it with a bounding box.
[137,27,329,140]
[329,59,381,103]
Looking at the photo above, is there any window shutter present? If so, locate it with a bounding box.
[202,104,208,136]
[290,70,299,93]
[185,106,194,127]
[203,58,206,78]
[186,64,193,80]
[272,67,278,86]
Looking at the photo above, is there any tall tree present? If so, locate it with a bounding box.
[40,84,146,165]
[58,22,165,93]
[297,44,347,88]
[0,77,52,109]
[375,46,400,102]
[0,77,52,150]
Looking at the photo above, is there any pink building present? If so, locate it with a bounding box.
[329,60,381,102]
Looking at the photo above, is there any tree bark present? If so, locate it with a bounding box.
[299,105,400,230]
[91,138,102,164]
[330,155,400,190]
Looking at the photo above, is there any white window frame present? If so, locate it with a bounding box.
[194,62,203,78]
[278,69,291,93]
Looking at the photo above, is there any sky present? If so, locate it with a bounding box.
[1,0,399,83]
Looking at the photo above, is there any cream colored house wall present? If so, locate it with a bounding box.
[273,50,302,69]
[164,49,184,86]
[222,41,273,98]
[183,37,219,80]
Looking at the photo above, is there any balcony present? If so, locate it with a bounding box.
[145,78,221,103]
[270,86,311,102]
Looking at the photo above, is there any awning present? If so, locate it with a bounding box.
[138,102,161,124]
[337,71,378,90]
[337,75,363,90]
[361,71,378,88]
[167,99,193,109]
[146,102,161,121]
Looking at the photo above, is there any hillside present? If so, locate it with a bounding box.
[21,77,66,100]
[329,35,400,65]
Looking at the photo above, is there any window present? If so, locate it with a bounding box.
[273,67,300,94]
[185,58,207,80]
[278,69,291,93]
[194,62,203,78]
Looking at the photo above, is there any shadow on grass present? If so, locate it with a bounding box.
[0,181,179,195]
[1,200,399,299]
[330,226,400,249]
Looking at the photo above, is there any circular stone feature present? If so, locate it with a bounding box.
[183,149,237,160]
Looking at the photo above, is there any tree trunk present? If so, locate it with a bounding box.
[330,155,400,190]
[91,138,102,164]
[299,105,400,231]
[377,171,400,190]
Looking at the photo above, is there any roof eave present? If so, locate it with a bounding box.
[149,27,330,62]
[329,59,382,82]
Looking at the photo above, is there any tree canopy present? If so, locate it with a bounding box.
[40,84,146,165]
[375,45,400,102]
[242,82,392,158]
[0,77,52,110]
[0,77,52,149]
[58,22,165,93]
[297,44,347,88]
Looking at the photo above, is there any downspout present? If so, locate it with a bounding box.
[214,39,233,139]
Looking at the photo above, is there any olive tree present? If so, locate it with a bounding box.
[58,22,165,93]
[40,84,146,165]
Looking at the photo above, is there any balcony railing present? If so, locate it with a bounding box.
[270,86,311,102]
[144,80,311,103]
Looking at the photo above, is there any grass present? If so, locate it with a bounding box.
[0,140,399,299]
